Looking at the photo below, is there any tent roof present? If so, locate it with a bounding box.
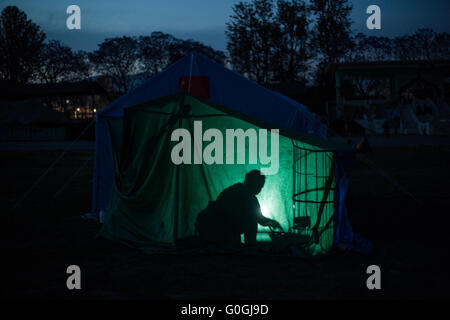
[98,52,328,139]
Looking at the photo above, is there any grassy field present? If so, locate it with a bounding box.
[1,144,450,299]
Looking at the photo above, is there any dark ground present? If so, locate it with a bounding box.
[1,142,450,300]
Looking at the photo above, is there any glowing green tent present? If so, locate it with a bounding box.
[99,92,350,256]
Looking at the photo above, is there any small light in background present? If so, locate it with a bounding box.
[76,108,80,112]
[93,108,97,113]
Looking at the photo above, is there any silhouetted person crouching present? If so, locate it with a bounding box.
[195,170,281,248]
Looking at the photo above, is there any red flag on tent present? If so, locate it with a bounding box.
[178,76,210,99]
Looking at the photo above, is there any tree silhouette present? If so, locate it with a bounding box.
[0,6,46,84]
[226,0,278,83]
[139,32,226,78]
[139,32,178,76]
[89,36,139,95]
[349,30,450,62]
[37,40,89,84]
[310,0,353,86]
[433,32,450,59]
[167,38,226,66]
[273,0,310,82]
[310,0,353,65]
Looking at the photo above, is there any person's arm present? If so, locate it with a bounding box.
[259,216,282,230]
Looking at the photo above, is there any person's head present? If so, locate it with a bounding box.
[244,170,266,195]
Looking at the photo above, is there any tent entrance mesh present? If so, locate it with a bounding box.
[290,140,335,249]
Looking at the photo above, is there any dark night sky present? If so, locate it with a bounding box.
[1,0,450,52]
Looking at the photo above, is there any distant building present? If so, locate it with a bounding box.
[0,78,114,141]
[0,77,113,120]
[326,60,450,135]
[0,100,69,141]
